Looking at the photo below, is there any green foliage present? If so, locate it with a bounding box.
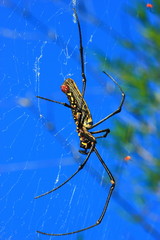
[97,1,160,207]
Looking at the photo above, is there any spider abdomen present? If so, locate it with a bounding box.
[61,78,93,130]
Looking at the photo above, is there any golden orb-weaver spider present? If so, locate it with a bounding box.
[35,8,125,236]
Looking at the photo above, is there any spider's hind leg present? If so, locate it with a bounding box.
[90,128,110,139]
[35,144,95,199]
[79,149,88,155]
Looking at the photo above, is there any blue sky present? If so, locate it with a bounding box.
[1,1,158,240]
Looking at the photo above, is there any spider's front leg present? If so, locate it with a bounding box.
[36,96,73,109]
[90,71,125,129]
[73,8,87,101]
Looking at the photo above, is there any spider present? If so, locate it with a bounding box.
[35,8,125,236]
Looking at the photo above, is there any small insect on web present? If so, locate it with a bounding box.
[35,8,125,236]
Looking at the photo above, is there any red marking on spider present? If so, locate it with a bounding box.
[61,84,69,93]
[146,3,153,8]
[124,156,131,161]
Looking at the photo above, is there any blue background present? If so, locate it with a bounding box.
[0,1,158,240]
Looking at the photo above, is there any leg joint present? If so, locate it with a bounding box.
[78,164,83,170]
[96,220,101,225]
[110,179,116,189]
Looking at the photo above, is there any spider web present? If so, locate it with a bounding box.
[0,0,157,240]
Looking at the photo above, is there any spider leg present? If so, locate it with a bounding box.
[36,96,73,109]
[35,143,94,199]
[90,128,110,139]
[93,147,115,223]
[90,71,125,129]
[36,147,115,236]
[73,8,86,100]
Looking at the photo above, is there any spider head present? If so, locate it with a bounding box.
[61,84,69,93]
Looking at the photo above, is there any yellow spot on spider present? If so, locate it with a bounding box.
[110,180,115,184]
[70,97,74,102]
[88,117,92,122]
[82,142,87,146]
